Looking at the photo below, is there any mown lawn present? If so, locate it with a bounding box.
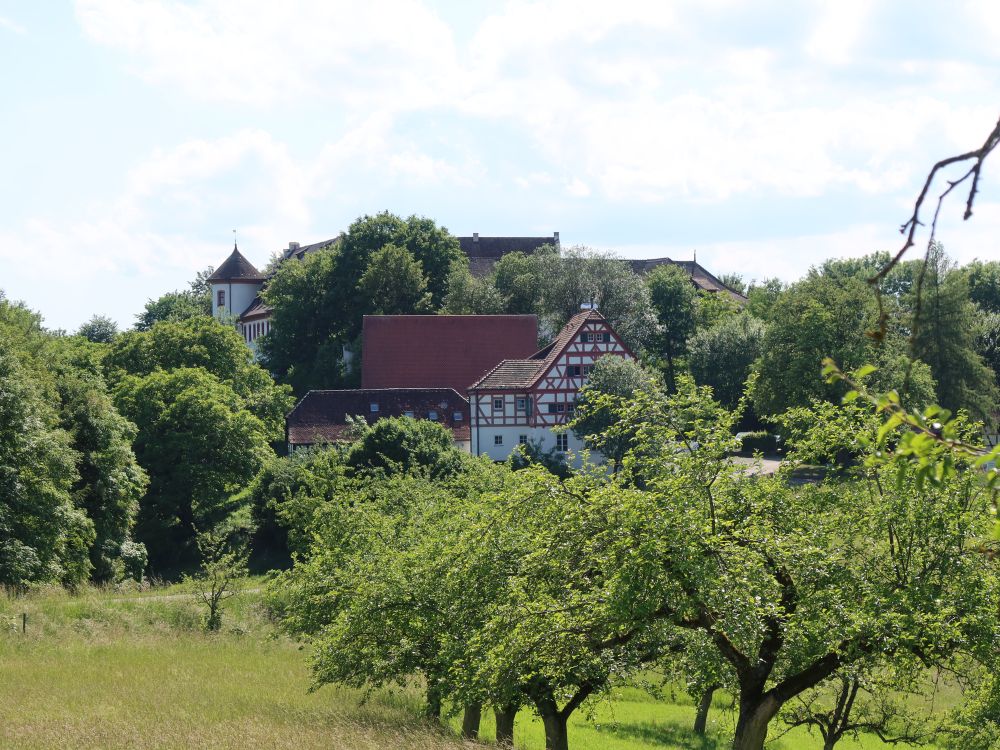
[0,585,951,750]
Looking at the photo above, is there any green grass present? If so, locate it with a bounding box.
[0,585,953,750]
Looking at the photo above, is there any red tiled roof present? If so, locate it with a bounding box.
[362,315,539,392]
[286,388,470,445]
[469,310,612,390]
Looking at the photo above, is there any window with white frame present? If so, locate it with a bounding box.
[518,435,528,444]
[493,397,504,410]
[516,397,526,411]
[556,433,568,451]
[494,435,503,446]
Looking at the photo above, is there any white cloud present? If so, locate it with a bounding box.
[804,0,874,65]
[0,14,26,34]
[74,0,459,108]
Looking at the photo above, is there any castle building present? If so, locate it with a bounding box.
[208,233,744,354]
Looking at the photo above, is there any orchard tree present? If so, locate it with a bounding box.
[584,386,1000,750]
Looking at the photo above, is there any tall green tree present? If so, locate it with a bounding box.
[906,244,998,419]
[77,314,119,343]
[105,316,292,440]
[751,271,935,416]
[113,367,273,574]
[0,340,93,588]
[356,244,433,315]
[134,266,214,331]
[688,313,766,410]
[647,263,697,391]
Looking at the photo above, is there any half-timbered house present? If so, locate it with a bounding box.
[468,308,634,461]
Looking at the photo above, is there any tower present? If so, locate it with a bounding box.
[207,243,266,322]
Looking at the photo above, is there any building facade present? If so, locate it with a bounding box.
[467,309,634,461]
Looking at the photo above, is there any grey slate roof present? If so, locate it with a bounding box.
[207,245,265,282]
[459,234,560,277]
[628,258,746,301]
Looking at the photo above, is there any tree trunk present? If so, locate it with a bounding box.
[731,694,780,750]
[494,705,517,747]
[541,712,569,750]
[424,683,442,720]
[693,685,718,735]
[461,703,482,739]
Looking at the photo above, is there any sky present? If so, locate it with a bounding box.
[2,1,1000,331]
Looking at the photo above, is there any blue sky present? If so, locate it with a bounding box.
[2,0,1000,331]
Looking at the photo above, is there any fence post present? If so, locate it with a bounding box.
[21,612,26,633]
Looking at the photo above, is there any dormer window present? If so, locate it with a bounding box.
[370,402,379,413]
[217,290,226,308]
[453,412,464,421]
[428,411,438,420]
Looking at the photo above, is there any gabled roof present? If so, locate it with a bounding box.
[628,257,746,301]
[469,309,617,391]
[207,244,265,282]
[285,388,470,445]
[362,315,539,393]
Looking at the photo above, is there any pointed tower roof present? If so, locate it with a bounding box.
[207,243,266,282]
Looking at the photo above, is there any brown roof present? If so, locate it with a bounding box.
[208,244,266,282]
[362,315,539,392]
[469,309,618,390]
[628,258,746,301]
[286,388,470,445]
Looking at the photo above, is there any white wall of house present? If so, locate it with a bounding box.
[471,425,585,462]
[211,281,261,321]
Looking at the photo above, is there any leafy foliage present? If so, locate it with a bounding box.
[647,263,697,391]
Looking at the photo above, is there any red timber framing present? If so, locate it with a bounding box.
[468,310,635,435]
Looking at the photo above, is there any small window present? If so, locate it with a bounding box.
[568,365,581,377]
[404,410,414,418]
[583,364,594,376]
[602,332,611,342]
[428,410,438,420]
[370,402,379,413]
[547,403,558,414]
[518,435,528,444]
[567,403,576,413]
[493,397,504,410]
[516,398,526,411]
[556,433,568,452]
[494,435,503,446]
[217,290,226,308]
[579,332,587,342]
[556,403,566,413]
[453,412,464,421]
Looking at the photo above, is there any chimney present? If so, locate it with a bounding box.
[472,232,479,242]
[553,231,560,244]
[288,241,300,251]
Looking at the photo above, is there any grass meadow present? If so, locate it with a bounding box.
[0,584,953,750]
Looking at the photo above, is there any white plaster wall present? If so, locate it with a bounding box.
[211,281,261,320]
